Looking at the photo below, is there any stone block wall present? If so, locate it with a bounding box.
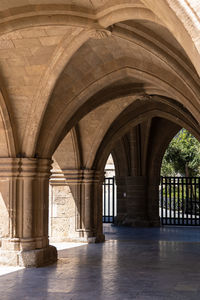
[0,181,10,240]
[49,182,78,242]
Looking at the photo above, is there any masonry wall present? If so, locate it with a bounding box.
[49,183,77,242]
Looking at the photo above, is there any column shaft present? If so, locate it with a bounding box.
[0,158,57,266]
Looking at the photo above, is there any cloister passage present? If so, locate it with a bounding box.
[0,0,199,270]
[101,132,200,228]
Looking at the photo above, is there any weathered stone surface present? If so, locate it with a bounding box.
[18,245,57,267]
[0,245,57,267]
[0,0,199,268]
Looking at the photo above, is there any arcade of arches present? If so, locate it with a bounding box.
[0,0,199,267]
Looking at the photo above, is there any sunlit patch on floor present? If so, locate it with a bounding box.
[0,266,24,276]
[51,242,88,251]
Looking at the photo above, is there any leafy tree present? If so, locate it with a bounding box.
[161,129,200,177]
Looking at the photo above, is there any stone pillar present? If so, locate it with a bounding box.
[79,170,105,243]
[0,158,18,242]
[0,158,57,267]
[83,170,105,243]
[123,176,149,227]
[49,169,104,243]
[115,176,127,224]
[147,177,161,227]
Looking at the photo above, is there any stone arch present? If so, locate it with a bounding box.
[89,97,200,227]
[0,91,16,157]
[12,1,198,157]
[0,1,197,158]
[49,129,82,242]
[9,5,163,156]
[53,127,82,171]
[139,0,200,76]
[148,122,200,190]
[36,59,200,158]
[0,90,17,243]
[92,97,200,172]
[0,0,197,79]
[22,27,92,157]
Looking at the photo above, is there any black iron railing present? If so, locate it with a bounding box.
[160,177,200,225]
[102,177,116,223]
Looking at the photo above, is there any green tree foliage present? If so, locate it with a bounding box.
[161,129,200,177]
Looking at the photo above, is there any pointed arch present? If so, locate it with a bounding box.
[0,91,16,157]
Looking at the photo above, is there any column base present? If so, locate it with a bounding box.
[114,214,127,225]
[0,245,57,267]
[118,216,161,227]
[149,218,161,227]
[95,233,105,243]
[123,218,150,227]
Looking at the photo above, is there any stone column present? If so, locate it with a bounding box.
[95,175,105,242]
[115,176,127,225]
[0,158,19,243]
[147,177,161,227]
[0,158,57,267]
[123,176,149,227]
[80,170,104,243]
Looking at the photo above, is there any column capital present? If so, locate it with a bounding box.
[50,169,82,184]
[81,169,103,184]
[0,158,20,177]
[0,157,52,178]
[50,169,104,185]
[19,158,52,178]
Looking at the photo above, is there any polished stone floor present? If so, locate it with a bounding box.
[1,225,200,299]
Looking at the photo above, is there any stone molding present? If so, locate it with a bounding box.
[0,158,19,177]
[50,169,104,185]
[0,157,52,178]
[88,28,112,40]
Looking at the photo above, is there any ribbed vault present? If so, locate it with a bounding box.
[36,28,200,157]
[0,1,198,158]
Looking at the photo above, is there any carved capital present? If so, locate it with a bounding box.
[50,169,104,184]
[0,158,19,177]
[141,94,153,101]
[0,157,52,178]
[88,28,112,40]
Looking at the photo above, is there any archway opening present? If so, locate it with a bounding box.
[160,128,200,225]
[102,154,117,224]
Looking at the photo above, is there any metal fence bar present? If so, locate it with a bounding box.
[112,178,115,223]
[104,176,200,225]
[195,177,197,225]
[186,177,189,225]
[190,177,192,224]
[173,177,175,223]
[169,178,172,224]
[165,178,167,225]
[182,178,184,225]
[102,177,115,223]
[161,177,163,224]
[160,176,200,226]
[177,177,180,224]
[198,178,200,224]
[103,183,106,222]
[108,179,110,222]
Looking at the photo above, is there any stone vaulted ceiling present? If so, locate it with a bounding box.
[0,0,198,172]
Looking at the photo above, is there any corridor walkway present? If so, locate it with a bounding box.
[1,225,200,299]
